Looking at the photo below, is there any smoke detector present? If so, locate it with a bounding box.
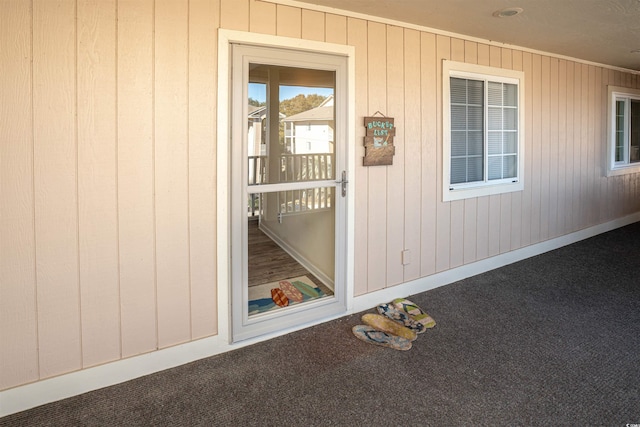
[493,7,524,18]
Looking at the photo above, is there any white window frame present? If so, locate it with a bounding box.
[442,60,525,202]
[607,85,640,177]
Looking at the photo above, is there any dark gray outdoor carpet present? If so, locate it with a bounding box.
[2,222,640,426]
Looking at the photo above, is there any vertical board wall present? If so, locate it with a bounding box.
[2,0,639,391]
[1,0,219,390]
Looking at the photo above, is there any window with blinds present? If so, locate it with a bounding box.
[607,86,640,176]
[442,60,524,201]
[487,81,518,181]
[450,77,484,184]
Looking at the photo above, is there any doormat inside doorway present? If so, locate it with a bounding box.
[248,276,327,315]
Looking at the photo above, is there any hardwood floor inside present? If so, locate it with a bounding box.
[247,218,333,296]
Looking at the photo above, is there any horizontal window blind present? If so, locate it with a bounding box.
[450,77,484,184]
[450,77,518,185]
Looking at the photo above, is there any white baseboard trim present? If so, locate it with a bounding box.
[351,213,640,312]
[2,213,638,417]
[0,314,344,417]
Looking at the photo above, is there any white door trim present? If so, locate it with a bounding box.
[217,29,356,344]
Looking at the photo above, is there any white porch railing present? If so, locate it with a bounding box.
[247,154,334,217]
[279,153,333,182]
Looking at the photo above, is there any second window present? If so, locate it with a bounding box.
[443,60,524,201]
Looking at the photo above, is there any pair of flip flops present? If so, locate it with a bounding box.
[352,298,435,351]
[271,280,326,308]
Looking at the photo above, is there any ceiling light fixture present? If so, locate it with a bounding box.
[493,7,524,18]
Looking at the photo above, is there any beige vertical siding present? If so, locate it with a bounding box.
[520,52,533,246]
[250,0,275,34]
[435,35,451,272]
[117,0,157,359]
[402,28,422,282]
[419,32,437,276]
[301,9,324,41]
[2,0,640,392]
[511,51,524,250]
[348,17,369,296]
[1,0,39,389]
[221,0,248,31]
[32,0,82,379]
[367,22,389,292]
[548,58,560,239]
[386,25,405,287]
[325,14,346,45]
[77,0,120,368]
[155,0,191,349]
[188,0,219,341]
[276,4,301,38]
[1,0,220,389]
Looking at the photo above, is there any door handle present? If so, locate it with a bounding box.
[336,170,348,197]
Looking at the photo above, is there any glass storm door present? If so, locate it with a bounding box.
[230,44,348,342]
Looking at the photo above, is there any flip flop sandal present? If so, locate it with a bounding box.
[279,280,304,303]
[376,303,426,334]
[392,298,436,329]
[271,288,289,307]
[361,313,417,342]
[351,325,412,351]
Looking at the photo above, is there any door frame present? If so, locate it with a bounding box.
[217,29,356,344]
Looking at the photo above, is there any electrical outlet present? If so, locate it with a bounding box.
[401,249,411,265]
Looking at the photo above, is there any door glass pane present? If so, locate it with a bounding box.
[246,63,337,318]
[247,64,335,186]
[247,188,335,317]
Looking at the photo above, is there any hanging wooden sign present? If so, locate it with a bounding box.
[364,117,396,137]
[363,116,395,166]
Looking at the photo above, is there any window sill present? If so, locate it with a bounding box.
[444,180,524,202]
[606,163,640,177]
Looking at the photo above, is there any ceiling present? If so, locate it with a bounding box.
[294,0,640,72]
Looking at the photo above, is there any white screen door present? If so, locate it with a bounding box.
[230,43,349,342]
